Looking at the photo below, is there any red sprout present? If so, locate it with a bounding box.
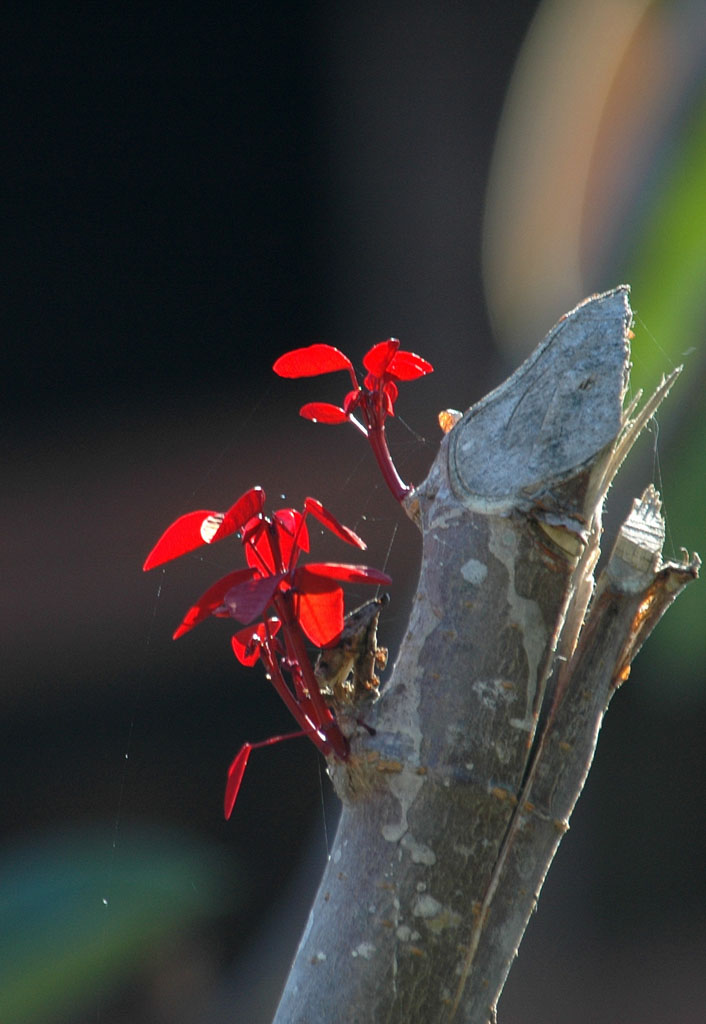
[144,487,391,816]
[273,340,433,501]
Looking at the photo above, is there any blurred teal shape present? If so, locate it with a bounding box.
[0,825,237,1023]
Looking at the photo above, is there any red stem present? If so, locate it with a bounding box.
[274,593,350,761]
[240,520,348,761]
[259,642,328,755]
[367,422,411,502]
[355,388,412,502]
[247,729,309,752]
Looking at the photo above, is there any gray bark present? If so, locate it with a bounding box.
[273,286,700,1024]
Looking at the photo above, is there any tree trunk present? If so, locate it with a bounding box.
[273,286,699,1024]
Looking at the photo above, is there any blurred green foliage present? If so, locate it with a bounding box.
[627,89,706,396]
[625,87,706,692]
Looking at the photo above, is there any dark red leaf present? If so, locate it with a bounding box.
[299,402,349,424]
[143,509,224,570]
[304,498,366,549]
[363,339,400,377]
[173,567,258,639]
[273,344,355,379]
[224,573,286,623]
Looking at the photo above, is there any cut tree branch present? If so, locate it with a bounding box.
[272,286,700,1024]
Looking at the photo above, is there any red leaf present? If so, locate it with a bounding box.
[173,567,258,639]
[299,402,349,424]
[342,389,363,417]
[387,349,434,381]
[294,581,345,646]
[384,381,399,405]
[297,563,392,586]
[225,729,311,818]
[274,508,309,565]
[274,344,355,378]
[143,509,225,570]
[224,573,285,623]
[231,629,261,666]
[224,744,253,819]
[231,618,281,665]
[363,339,400,376]
[362,341,433,383]
[212,486,265,543]
[369,379,398,418]
[361,375,397,417]
[304,497,366,549]
[241,519,273,573]
[242,510,308,574]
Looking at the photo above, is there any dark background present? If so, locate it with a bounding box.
[2,4,705,1023]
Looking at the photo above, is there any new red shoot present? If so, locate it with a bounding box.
[143,487,391,817]
[273,339,433,502]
